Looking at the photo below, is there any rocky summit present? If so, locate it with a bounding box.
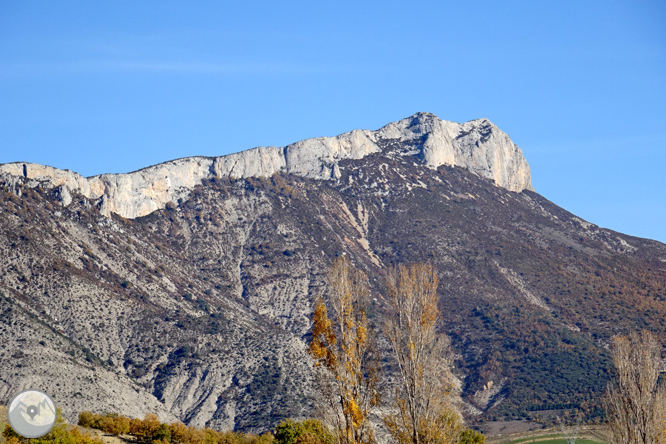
[0,113,665,431]
[0,113,532,219]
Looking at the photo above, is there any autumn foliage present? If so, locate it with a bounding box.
[309,256,378,444]
[308,259,491,444]
[77,411,273,444]
[3,408,103,444]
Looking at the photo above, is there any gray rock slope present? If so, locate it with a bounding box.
[0,113,532,219]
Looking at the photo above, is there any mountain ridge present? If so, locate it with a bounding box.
[0,112,532,219]
[2,114,664,432]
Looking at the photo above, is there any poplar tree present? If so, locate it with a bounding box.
[309,257,378,444]
[382,263,461,444]
[603,330,666,444]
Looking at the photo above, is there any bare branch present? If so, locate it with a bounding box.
[382,263,461,444]
[603,330,666,444]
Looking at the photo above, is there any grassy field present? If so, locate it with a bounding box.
[496,434,561,444]
[488,425,608,444]
[501,440,603,444]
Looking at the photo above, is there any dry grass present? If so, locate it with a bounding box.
[0,405,7,444]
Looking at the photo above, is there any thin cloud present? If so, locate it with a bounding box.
[0,59,358,77]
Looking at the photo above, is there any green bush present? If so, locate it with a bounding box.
[459,429,486,444]
[78,411,99,428]
[154,423,172,443]
[274,419,333,444]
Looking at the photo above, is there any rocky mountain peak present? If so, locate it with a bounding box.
[0,113,532,219]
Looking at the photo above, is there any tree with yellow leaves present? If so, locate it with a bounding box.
[309,256,378,444]
[382,263,462,444]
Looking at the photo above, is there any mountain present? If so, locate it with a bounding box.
[1,112,665,431]
[0,113,531,219]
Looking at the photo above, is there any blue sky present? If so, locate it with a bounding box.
[1,1,665,243]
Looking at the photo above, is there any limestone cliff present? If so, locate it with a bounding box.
[0,112,532,218]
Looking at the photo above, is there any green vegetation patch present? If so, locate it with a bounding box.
[502,440,604,444]
[497,434,561,444]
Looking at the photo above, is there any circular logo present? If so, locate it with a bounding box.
[8,389,57,438]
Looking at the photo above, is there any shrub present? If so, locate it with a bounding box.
[78,411,99,428]
[79,412,130,436]
[169,422,190,443]
[7,408,103,444]
[274,419,332,444]
[130,417,143,435]
[154,423,172,443]
[459,429,486,444]
[135,413,161,443]
[102,415,130,435]
[73,410,277,444]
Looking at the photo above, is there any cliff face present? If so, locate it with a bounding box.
[376,114,532,193]
[0,112,532,219]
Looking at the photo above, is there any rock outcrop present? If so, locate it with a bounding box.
[0,112,532,218]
